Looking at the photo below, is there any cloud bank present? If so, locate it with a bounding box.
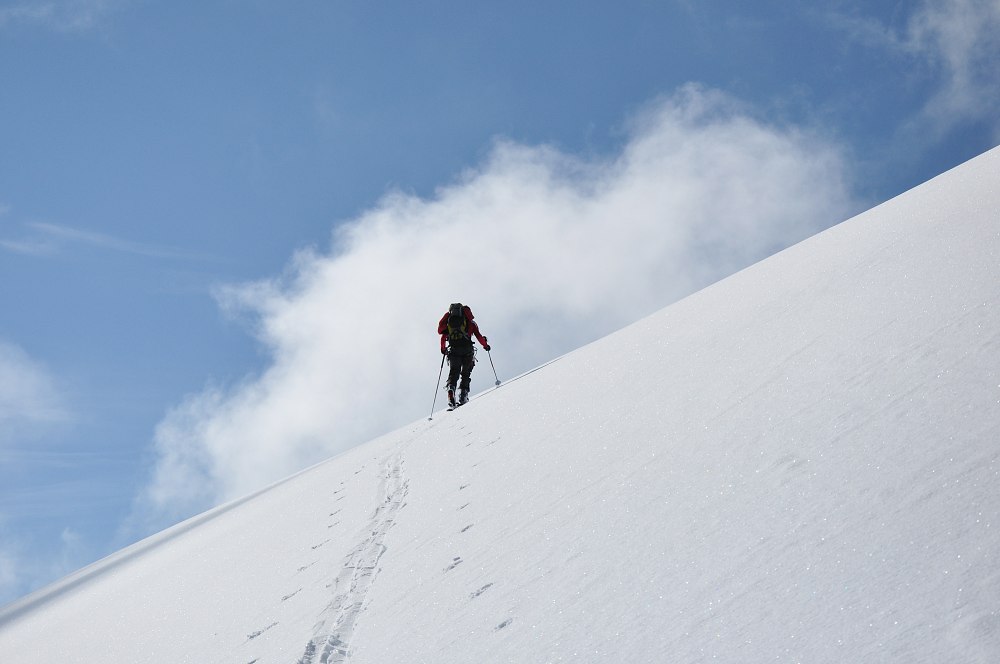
[135,85,859,528]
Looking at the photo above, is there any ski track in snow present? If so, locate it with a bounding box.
[298,453,408,664]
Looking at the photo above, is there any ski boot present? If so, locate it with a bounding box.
[447,386,457,409]
[459,389,469,406]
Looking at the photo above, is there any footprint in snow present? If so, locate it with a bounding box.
[470,583,493,599]
[444,557,463,572]
[495,618,513,631]
[459,484,470,490]
[457,503,470,511]
[460,524,474,533]
[247,622,278,640]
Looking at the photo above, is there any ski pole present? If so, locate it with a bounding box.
[487,348,501,386]
[428,353,446,420]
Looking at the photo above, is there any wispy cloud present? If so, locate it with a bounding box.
[903,0,1000,138]
[0,517,90,606]
[0,341,67,444]
[130,85,860,531]
[0,343,110,604]
[0,236,59,257]
[0,0,122,32]
[0,221,216,261]
[0,541,18,603]
[0,341,76,603]
[830,0,1000,140]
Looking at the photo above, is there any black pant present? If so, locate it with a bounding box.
[447,353,475,393]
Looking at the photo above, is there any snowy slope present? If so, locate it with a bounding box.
[1,147,998,663]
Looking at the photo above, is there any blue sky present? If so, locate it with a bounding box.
[1,0,998,605]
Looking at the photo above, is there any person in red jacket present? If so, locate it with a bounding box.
[438,302,490,408]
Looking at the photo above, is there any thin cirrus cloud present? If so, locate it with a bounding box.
[0,221,216,262]
[130,84,861,532]
[0,0,122,32]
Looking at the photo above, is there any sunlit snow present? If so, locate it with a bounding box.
[1,147,998,663]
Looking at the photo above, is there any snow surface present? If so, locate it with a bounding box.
[1,147,999,663]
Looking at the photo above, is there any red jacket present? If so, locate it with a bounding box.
[438,305,488,353]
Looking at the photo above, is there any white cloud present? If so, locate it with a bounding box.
[902,0,1000,137]
[134,85,859,529]
[0,342,67,444]
[831,0,1000,140]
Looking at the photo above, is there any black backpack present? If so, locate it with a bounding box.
[446,303,474,355]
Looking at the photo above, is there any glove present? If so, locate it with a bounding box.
[441,348,447,355]
[483,344,491,351]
